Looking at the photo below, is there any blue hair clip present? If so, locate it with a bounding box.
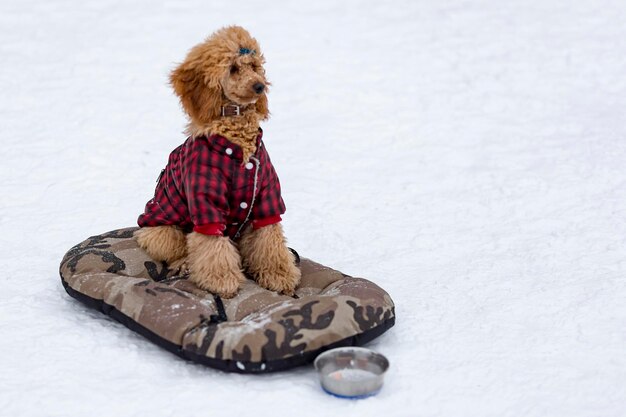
[239,47,256,55]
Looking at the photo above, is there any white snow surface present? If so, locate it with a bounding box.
[1,0,625,416]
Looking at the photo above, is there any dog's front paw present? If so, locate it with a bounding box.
[239,224,302,296]
[254,255,301,296]
[189,268,245,299]
[167,256,188,275]
[187,232,246,298]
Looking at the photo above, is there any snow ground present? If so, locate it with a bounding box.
[1,0,625,416]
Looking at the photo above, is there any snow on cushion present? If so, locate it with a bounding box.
[59,228,395,373]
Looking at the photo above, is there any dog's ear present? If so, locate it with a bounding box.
[255,93,269,120]
[170,64,222,124]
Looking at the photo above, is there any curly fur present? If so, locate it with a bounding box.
[239,224,301,296]
[135,26,299,297]
[186,232,246,298]
[170,25,270,162]
[134,226,186,264]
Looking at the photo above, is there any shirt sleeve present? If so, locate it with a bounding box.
[184,142,229,235]
[252,152,286,229]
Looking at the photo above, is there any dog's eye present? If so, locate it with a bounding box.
[230,65,239,74]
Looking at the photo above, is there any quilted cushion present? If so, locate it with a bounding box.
[59,228,395,373]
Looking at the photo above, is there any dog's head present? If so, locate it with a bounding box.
[170,26,269,126]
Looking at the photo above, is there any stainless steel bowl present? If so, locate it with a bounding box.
[314,347,389,398]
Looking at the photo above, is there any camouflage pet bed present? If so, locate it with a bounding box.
[59,228,395,373]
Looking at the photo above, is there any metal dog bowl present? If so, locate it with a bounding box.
[314,347,389,398]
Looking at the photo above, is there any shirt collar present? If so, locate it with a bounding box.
[205,128,263,159]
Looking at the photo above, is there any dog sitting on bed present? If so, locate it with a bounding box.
[135,26,300,298]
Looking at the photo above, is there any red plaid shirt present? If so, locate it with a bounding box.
[138,129,285,239]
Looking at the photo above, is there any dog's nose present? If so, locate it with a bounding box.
[253,82,265,94]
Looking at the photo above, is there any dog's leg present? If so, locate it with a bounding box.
[239,224,301,296]
[186,232,246,298]
[134,226,187,268]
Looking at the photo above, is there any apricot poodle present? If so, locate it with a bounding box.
[134,26,300,298]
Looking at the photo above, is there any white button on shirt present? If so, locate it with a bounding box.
[240,202,248,209]
[245,162,254,170]
[225,148,233,155]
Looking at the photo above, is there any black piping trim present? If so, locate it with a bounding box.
[61,276,395,374]
[288,247,300,266]
[210,294,228,324]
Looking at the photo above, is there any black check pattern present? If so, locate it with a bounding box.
[138,130,285,239]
